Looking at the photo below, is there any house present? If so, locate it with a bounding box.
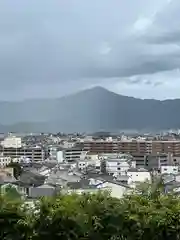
[77,159,101,172]
[127,168,151,186]
[45,169,82,187]
[160,165,178,175]
[96,181,133,198]
[86,173,133,198]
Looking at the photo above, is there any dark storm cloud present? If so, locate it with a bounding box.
[0,0,179,99]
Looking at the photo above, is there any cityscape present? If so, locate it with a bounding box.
[1,0,180,238]
[1,131,180,199]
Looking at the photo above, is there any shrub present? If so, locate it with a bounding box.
[0,189,180,239]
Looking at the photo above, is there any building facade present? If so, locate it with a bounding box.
[81,140,180,157]
[1,146,45,161]
[64,147,83,163]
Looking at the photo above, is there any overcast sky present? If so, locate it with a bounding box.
[0,0,180,100]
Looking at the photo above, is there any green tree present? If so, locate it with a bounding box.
[0,186,180,239]
[0,195,30,240]
[3,184,21,200]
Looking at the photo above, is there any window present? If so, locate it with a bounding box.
[163,168,167,171]
[117,167,121,170]
[173,168,177,171]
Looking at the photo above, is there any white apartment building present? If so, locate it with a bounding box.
[106,159,130,175]
[1,136,22,148]
[105,154,134,175]
[127,169,151,184]
[64,148,83,163]
[77,159,101,171]
[161,165,179,175]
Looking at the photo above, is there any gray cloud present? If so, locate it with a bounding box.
[0,0,179,99]
[143,0,180,45]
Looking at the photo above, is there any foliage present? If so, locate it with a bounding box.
[0,184,180,239]
[2,184,22,200]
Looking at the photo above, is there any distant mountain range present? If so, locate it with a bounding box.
[0,86,180,133]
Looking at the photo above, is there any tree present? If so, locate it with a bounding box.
[3,184,21,200]
[0,186,180,239]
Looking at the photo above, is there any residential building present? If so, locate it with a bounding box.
[96,181,132,199]
[1,146,45,161]
[127,169,151,184]
[82,140,119,153]
[81,139,180,156]
[105,154,133,175]
[132,153,146,168]
[1,136,22,148]
[161,166,179,175]
[64,147,83,162]
[77,159,101,172]
[0,157,12,167]
[145,153,168,169]
[64,178,133,199]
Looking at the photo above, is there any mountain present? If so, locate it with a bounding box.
[0,86,180,133]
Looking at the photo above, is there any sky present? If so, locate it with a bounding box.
[0,0,180,100]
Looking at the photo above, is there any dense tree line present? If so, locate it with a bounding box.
[0,183,180,240]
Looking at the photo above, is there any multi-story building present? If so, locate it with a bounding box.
[0,157,12,167]
[145,153,168,170]
[151,141,180,156]
[81,140,180,157]
[132,153,146,168]
[1,136,22,148]
[81,140,119,153]
[105,154,133,176]
[64,147,83,163]
[132,153,169,170]
[1,146,45,161]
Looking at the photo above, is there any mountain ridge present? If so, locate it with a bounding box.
[0,86,180,133]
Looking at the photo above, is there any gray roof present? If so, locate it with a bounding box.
[46,170,81,186]
[67,179,90,189]
[37,184,55,189]
[19,171,46,186]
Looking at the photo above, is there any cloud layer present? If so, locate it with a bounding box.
[0,0,180,99]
